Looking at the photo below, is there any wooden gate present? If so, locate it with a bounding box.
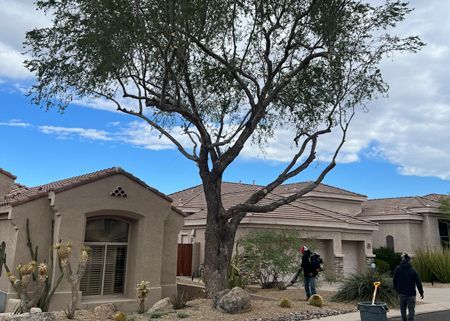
[177,244,193,276]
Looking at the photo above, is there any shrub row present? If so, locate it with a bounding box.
[412,249,450,283]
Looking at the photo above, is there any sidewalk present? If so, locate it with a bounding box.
[318,285,450,321]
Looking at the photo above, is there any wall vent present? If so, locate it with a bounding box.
[110,186,127,198]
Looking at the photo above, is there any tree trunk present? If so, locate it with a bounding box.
[202,177,238,297]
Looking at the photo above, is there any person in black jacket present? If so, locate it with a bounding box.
[300,245,317,300]
[393,253,424,321]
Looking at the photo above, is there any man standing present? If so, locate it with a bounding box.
[300,245,317,300]
[393,253,424,321]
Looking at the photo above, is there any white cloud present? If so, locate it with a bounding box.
[38,126,112,141]
[0,119,31,127]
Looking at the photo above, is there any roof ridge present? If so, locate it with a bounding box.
[0,168,17,180]
[280,181,366,197]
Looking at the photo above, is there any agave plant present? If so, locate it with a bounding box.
[332,270,398,306]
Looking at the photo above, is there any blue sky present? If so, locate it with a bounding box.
[1,0,450,198]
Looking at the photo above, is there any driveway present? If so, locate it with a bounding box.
[389,310,450,320]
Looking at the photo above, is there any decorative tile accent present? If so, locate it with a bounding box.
[110,186,127,198]
[334,256,344,279]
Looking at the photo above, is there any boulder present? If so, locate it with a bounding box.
[5,312,56,321]
[5,299,20,313]
[214,287,251,314]
[29,309,42,314]
[94,303,117,320]
[147,297,171,313]
[212,289,230,309]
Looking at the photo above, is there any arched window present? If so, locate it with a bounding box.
[386,235,394,251]
[80,218,129,296]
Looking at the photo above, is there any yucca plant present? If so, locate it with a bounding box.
[331,270,398,306]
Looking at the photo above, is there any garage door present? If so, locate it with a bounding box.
[342,241,359,276]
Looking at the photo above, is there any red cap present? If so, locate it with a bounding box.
[300,246,308,254]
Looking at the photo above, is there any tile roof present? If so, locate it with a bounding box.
[360,196,441,217]
[170,181,365,207]
[0,168,17,180]
[170,182,375,227]
[423,193,450,202]
[1,167,173,207]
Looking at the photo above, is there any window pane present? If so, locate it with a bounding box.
[85,219,129,242]
[103,245,127,295]
[80,245,105,296]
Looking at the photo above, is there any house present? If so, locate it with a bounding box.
[360,194,450,253]
[171,182,378,279]
[0,167,185,312]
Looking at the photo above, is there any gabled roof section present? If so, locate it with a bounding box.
[170,181,366,208]
[171,182,375,228]
[0,168,17,180]
[274,182,366,198]
[423,193,450,202]
[360,195,441,217]
[1,167,172,206]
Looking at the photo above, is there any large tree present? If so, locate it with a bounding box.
[25,0,422,296]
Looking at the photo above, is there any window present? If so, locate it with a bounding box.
[386,235,394,251]
[80,218,129,296]
[439,221,449,247]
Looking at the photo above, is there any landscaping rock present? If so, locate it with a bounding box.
[5,299,20,313]
[147,297,171,313]
[29,308,42,314]
[5,312,56,321]
[93,303,117,320]
[215,287,251,314]
[212,289,230,308]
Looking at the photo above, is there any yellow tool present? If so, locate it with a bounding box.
[372,281,381,305]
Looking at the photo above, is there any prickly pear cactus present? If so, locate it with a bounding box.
[308,294,324,307]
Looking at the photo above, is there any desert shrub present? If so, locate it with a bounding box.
[332,270,398,306]
[374,259,390,275]
[373,247,401,273]
[279,298,291,308]
[412,250,433,282]
[413,248,450,283]
[239,230,303,288]
[170,290,188,310]
[428,249,450,283]
[308,294,324,307]
[228,241,254,289]
[149,311,163,319]
[176,312,189,319]
[126,316,135,321]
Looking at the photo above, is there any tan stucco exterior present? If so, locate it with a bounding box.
[0,169,184,312]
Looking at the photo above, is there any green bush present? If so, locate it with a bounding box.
[279,298,291,308]
[238,230,303,288]
[149,311,163,319]
[228,241,254,289]
[332,270,398,306]
[374,258,390,275]
[373,247,401,273]
[413,249,450,283]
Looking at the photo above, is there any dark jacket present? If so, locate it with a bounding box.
[393,261,424,296]
[301,250,315,277]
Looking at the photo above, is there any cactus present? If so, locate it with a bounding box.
[136,280,151,313]
[114,311,126,321]
[0,218,64,313]
[279,297,291,308]
[308,294,324,307]
[54,242,90,319]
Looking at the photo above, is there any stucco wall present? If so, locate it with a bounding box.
[372,222,413,253]
[0,219,17,292]
[0,175,14,199]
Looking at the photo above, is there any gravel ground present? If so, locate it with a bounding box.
[47,287,356,321]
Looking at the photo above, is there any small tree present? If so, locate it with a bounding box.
[54,242,90,319]
[239,230,302,288]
